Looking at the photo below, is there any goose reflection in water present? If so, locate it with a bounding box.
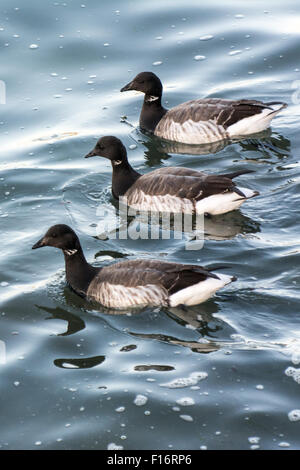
[62,283,233,354]
[54,355,105,369]
[99,201,261,244]
[125,301,238,354]
[238,132,291,163]
[131,129,230,167]
[129,331,219,354]
[36,304,85,336]
[38,277,235,357]
[143,134,230,163]
[131,128,290,167]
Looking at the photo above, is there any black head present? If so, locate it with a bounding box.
[120,71,163,98]
[84,136,127,164]
[32,224,80,253]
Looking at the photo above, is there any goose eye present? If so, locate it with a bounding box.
[52,233,57,238]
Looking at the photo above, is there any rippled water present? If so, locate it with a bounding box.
[1,0,300,450]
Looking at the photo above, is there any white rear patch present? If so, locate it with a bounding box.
[169,273,234,307]
[195,186,258,215]
[227,104,284,137]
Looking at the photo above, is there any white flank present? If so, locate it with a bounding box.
[127,191,194,213]
[227,104,284,137]
[169,273,234,307]
[195,186,257,216]
[87,282,168,309]
[155,118,227,144]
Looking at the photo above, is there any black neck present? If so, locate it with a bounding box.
[63,245,99,296]
[140,95,167,133]
[111,158,141,199]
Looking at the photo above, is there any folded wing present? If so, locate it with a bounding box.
[86,259,219,308]
[125,167,241,204]
[155,98,287,143]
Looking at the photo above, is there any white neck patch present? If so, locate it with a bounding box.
[113,160,122,166]
[64,249,78,256]
[146,95,159,103]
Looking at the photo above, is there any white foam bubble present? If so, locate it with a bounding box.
[115,406,125,413]
[179,414,193,422]
[281,337,300,364]
[107,442,124,450]
[285,366,295,377]
[278,442,290,448]
[160,371,207,389]
[191,372,208,381]
[133,394,148,406]
[161,377,194,388]
[255,384,264,390]
[285,367,300,384]
[248,436,260,444]
[176,397,195,406]
[288,409,300,422]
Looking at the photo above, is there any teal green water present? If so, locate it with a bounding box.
[1,0,300,450]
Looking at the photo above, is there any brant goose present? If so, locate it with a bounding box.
[32,224,236,308]
[85,136,259,216]
[120,72,287,144]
